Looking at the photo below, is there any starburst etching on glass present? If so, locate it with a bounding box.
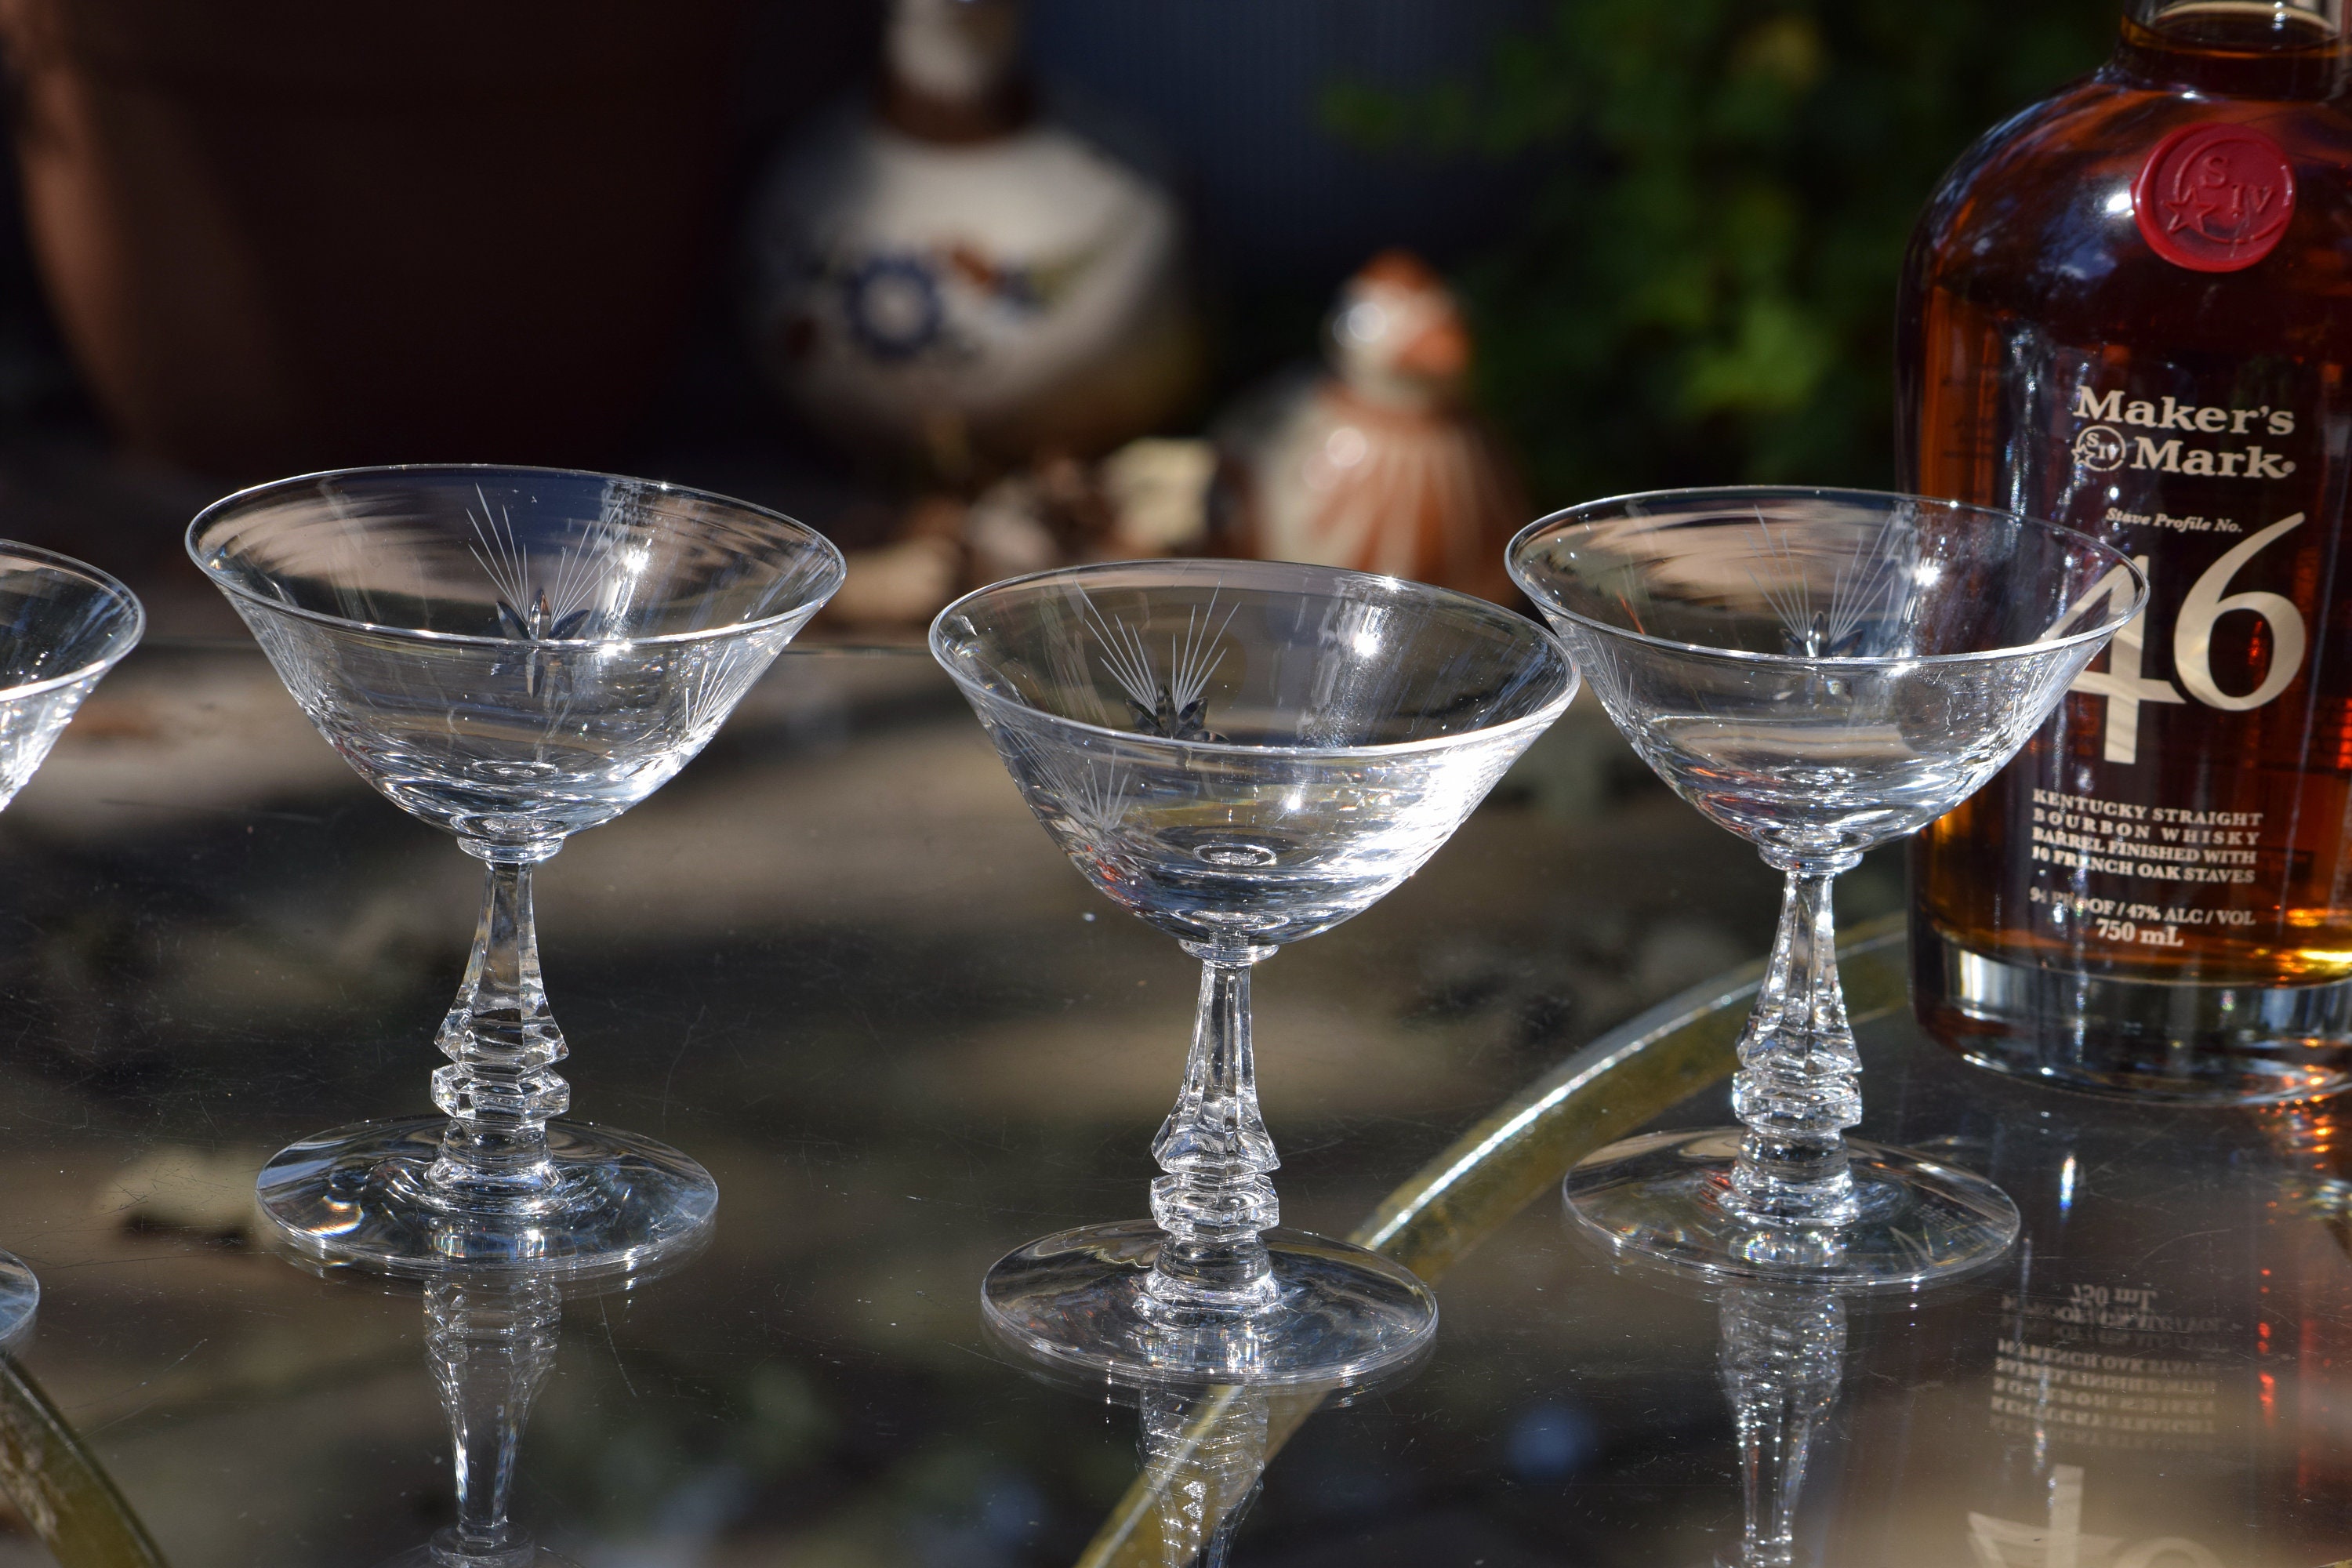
[468,490,623,643]
[1747,514,1915,659]
[468,490,644,699]
[668,635,775,748]
[1079,588,1239,742]
[1030,746,1132,856]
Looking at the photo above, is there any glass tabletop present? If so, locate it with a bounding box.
[0,640,2340,1567]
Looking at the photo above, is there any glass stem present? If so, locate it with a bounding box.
[1728,854,1863,1226]
[426,1276,561,1561]
[430,840,570,1203]
[1720,1286,1846,1568]
[1148,942,1282,1312]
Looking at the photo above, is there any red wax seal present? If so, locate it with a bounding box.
[2133,121,2297,273]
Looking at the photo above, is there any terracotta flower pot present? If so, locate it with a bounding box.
[0,0,743,478]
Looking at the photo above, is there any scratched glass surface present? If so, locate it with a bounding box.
[0,641,2342,1566]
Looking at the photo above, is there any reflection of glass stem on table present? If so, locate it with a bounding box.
[1135,1384,1272,1568]
[1718,1285,1846,1568]
[387,1277,570,1568]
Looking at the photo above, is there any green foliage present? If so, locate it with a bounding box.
[1327,0,2118,505]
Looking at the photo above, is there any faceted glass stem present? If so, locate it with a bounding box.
[426,1277,561,1563]
[1138,1384,1270,1568]
[1147,943,1283,1312]
[1719,1286,1846,1568]
[1728,854,1864,1226]
[430,840,572,1206]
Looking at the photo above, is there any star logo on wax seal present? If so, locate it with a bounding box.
[2132,121,2296,273]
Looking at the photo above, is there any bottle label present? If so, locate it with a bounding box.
[2132,122,2297,273]
[1990,1281,2225,1451]
[1996,343,2349,966]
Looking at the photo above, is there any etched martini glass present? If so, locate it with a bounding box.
[1510,487,2143,1287]
[190,465,844,1276]
[932,559,1577,1384]
[0,544,143,1338]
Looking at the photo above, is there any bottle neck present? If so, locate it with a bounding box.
[2115,1,2352,98]
[877,0,1033,143]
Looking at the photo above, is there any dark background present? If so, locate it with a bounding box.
[0,0,2124,616]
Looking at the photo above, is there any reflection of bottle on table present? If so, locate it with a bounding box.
[1962,1117,2245,1568]
[1821,1097,2352,1566]
[1969,1277,2235,1568]
[2255,1099,2352,1565]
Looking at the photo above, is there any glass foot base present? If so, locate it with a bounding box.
[256,1116,717,1279]
[1917,925,2352,1105]
[981,1218,1437,1388]
[375,1535,578,1568]
[0,1251,37,1346]
[1563,1127,2019,1289]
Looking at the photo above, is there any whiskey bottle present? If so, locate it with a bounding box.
[1902,0,2352,1101]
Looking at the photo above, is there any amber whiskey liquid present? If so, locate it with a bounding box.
[1903,0,2352,1101]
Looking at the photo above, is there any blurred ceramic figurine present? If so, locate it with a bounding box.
[825,436,1217,628]
[747,0,1201,478]
[1221,250,1523,602]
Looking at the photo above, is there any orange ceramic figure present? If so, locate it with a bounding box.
[1224,251,1523,602]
